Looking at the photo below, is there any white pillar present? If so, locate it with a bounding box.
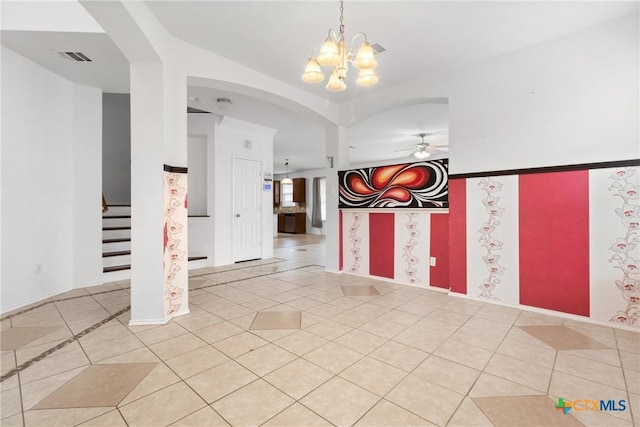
[82,0,189,325]
[129,62,166,324]
[324,125,349,272]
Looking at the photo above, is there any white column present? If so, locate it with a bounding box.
[324,125,349,272]
[129,62,166,324]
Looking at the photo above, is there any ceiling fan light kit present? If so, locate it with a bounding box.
[301,0,379,92]
[413,147,431,160]
[392,133,449,160]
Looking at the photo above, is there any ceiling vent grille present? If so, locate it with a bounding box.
[57,51,92,62]
[371,43,386,54]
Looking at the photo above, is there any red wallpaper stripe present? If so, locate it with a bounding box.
[369,213,395,279]
[430,213,450,288]
[339,210,343,271]
[519,171,590,316]
[449,179,467,294]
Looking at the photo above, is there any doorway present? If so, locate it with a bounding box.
[233,157,263,262]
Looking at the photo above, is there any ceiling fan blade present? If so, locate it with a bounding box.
[393,147,416,152]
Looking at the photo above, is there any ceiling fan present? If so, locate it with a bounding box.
[395,133,449,159]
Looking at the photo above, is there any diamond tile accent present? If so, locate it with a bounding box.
[518,325,610,350]
[33,363,156,408]
[0,327,61,351]
[250,311,301,330]
[473,395,584,426]
[342,286,381,296]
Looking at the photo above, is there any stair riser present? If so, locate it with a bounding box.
[102,217,131,227]
[102,229,131,239]
[102,241,131,252]
[102,254,131,268]
[104,206,131,215]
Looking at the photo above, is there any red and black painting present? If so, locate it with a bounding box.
[339,160,448,209]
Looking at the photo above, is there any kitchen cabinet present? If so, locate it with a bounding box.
[278,213,306,234]
[273,180,280,207]
[292,178,306,203]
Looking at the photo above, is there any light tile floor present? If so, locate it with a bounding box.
[1,238,639,426]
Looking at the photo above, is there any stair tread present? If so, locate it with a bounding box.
[103,238,131,243]
[103,265,130,273]
[103,215,131,219]
[188,256,208,261]
[103,226,131,230]
[103,250,131,257]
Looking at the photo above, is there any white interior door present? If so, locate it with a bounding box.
[233,158,262,262]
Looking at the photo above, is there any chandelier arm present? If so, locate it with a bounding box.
[327,28,339,42]
[350,31,369,46]
[309,44,323,58]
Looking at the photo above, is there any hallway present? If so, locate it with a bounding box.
[0,237,638,426]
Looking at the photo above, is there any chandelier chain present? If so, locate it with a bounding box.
[339,0,345,38]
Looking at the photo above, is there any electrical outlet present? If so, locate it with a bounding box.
[430,257,436,267]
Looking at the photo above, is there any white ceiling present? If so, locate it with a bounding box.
[2,1,637,174]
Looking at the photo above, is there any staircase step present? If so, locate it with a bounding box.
[188,256,207,261]
[103,205,131,215]
[103,229,131,239]
[103,264,130,273]
[102,215,131,219]
[103,226,131,231]
[103,238,131,244]
[103,217,131,227]
[103,250,131,258]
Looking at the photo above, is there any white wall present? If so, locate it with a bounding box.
[1,46,102,313]
[214,118,276,266]
[187,113,217,262]
[73,84,103,288]
[343,14,639,174]
[187,135,207,215]
[102,93,131,204]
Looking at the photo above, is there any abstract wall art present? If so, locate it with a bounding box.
[339,160,448,209]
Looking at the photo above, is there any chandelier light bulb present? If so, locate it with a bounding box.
[317,37,340,66]
[326,71,347,92]
[301,58,325,83]
[356,68,378,86]
[353,41,377,69]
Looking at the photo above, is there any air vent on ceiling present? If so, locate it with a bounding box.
[371,43,386,54]
[57,51,92,62]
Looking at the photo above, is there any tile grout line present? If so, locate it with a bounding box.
[613,330,636,426]
[0,287,129,322]
[187,258,287,279]
[0,306,131,383]
[191,264,327,292]
[1,263,324,385]
[0,257,291,322]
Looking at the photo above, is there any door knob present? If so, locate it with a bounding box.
[235,213,241,217]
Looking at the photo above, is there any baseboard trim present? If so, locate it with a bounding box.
[448,291,640,333]
[128,318,169,326]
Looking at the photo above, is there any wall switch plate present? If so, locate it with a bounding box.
[430,257,436,267]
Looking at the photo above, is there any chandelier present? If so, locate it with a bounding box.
[301,0,378,92]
